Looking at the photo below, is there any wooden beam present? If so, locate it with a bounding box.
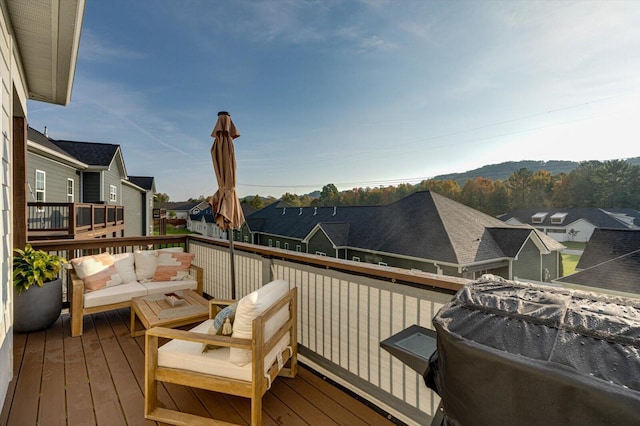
[13,116,27,249]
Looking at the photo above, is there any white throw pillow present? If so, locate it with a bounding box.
[134,251,158,281]
[112,252,137,283]
[229,280,291,366]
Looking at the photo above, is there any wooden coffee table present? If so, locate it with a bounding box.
[130,289,209,337]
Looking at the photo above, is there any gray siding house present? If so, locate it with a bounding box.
[27,127,155,237]
[242,191,565,282]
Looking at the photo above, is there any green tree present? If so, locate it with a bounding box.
[506,168,533,209]
[319,184,339,206]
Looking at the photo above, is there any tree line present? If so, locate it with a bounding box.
[242,160,640,216]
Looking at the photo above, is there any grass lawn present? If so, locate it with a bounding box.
[562,253,580,276]
[562,241,586,250]
[154,224,197,235]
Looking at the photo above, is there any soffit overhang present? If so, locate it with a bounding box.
[6,0,85,105]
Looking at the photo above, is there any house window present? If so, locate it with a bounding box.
[378,262,388,266]
[352,256,360,262]
[243,236,249,242]
[35,170,46,202]
[275,241,281,248]
[531,212,548,224]
[110,185,117,202]
[268,239,273,247]
[296,245,302,252]
[67,179,74,202]
[284,242,289,250]
[550,212,568,224]
[315,251,326,256]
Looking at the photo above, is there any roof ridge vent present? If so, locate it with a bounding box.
[282,207,286,215]
[299,207,303,215]
[333,206,337,216]
[314,207,317,215]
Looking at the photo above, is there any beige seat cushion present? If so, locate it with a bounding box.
[157,319,290,382]
[84,281,147,308]
[141,280,198,295]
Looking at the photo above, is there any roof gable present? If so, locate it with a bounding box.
[578,228,640,269]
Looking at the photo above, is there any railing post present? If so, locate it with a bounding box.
[69,203,76,236]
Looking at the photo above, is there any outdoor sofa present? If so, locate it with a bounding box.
[69,248,202,337]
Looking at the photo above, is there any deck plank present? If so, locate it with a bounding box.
[2,310,398,426]
[7,329,45,425]
[39,317,66,426]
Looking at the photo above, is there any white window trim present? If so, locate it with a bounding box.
[110,184,117,202]
[35,169,46,202]
[67,178,74,202]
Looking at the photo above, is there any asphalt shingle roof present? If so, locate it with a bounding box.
[245,191,561,265]
[52,139,119,167]
[127,176,154,190]
[577,228,640,269]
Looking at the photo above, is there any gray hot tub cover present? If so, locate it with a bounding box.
[429,275,640,426]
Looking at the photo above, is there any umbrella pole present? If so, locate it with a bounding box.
[229,229,236,300]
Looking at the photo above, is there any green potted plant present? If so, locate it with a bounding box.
[13,244,67,332]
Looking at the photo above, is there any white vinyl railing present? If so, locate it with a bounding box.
[188,237,463,425]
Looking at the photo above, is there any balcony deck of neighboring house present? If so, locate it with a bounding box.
[2,235,469,425]
[27,202,125,240]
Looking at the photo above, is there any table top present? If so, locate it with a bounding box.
[131,289,209,330]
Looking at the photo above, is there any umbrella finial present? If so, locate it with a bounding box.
[218,111,230,117]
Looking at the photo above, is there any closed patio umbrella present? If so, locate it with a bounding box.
[209,111,245,298]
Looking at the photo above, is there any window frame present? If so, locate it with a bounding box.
[67,178,74,202]
[35,169,46,202]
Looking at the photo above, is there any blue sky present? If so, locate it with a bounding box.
[27,1,640,201]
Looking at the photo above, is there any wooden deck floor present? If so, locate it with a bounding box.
[1,309,397,426]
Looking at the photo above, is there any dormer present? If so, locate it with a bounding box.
[550,212,568,225]
[531,212,548,224]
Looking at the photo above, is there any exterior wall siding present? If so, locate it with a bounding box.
[26,152,79,202]
[0,7,11,407]
[103,162,122,205]
[122,184,142,236]
[512,239,541,281]
[308,231,335,255]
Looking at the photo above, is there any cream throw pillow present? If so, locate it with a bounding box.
[229,280,291,366]
[112,252,137,283]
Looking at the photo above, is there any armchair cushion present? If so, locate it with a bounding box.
[84,281,147,308]
[229,279,291,366]
[158,319,290,382]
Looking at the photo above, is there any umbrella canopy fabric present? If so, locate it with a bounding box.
[209,112,245,231]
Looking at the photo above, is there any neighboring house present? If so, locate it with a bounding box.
[126,176,156,236]
[555,228,640,297]
[27,126,155,237]
[1,0,85,410]
[499,207,640,243]
[167,201,209,220]
[188,204,256,239]
[241,191,565,282]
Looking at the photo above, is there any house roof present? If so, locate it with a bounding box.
[577,228,640,270]
[499,207,640,229]
[27,127,88,169]
[6,0,85,105]
[556,249,640,296]
[245,191,563,266]
[53,139,121,168]
[127,176,155,191]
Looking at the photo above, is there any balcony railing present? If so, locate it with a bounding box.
[27,202,125,240]
[32,234,469,425]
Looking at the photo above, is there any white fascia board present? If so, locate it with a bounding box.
[27,141,88,169]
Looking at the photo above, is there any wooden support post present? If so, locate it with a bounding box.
[13,116,27,248]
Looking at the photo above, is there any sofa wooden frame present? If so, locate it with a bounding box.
[69,264,203,337]
[144,287,298,426]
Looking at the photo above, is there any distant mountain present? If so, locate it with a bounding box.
[433,158,640,185]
